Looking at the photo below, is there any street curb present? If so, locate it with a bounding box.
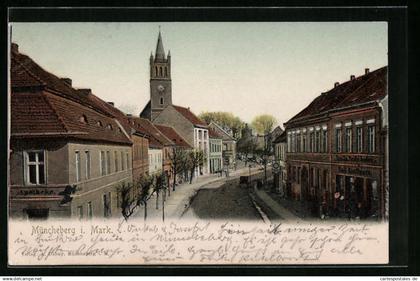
[253,185,303,222]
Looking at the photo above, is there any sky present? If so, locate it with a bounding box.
[10,22,387,127]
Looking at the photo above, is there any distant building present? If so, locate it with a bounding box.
[208,121,237,168]
[272,131,287,196]
[155,124,192,186]
[9,44,133,219]
[208,128,223,174]
[128,117,174,179]
[284,66,388,219]
[153,105,210,175]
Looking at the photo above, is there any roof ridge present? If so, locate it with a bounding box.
[154,124,192,148]
[335,70,379,107]
[12,56,47,87]
[210,121,235,140]
[42,93,70,132]
[150,122,174,145]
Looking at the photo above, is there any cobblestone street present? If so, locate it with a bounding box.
[184,179,261,221]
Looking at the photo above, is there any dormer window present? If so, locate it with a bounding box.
[97,121,103,127]
[106,124,113,130]
[79,115,88,124]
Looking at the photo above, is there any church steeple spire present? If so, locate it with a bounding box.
[147,27,172,121]
[155,29,165,61]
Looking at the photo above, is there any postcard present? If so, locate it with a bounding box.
[8,21,389,265]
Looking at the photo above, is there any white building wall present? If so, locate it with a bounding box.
[148,148,163,175]
[193,127,210,175]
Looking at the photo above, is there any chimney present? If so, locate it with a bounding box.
[126,113,132,117]
[365,68,370,74]
[350,75,355,80]
[77,88,91,96]
[107,102,114,107]
[11,43,18,53]
[60,78,72,86]
[334,82,339,88]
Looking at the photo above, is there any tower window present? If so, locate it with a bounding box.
[159,67,163,76]
[155,66,158,76]
[160,97,164,105]
[165,67,168,77]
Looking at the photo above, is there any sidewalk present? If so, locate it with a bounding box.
[132,165,260,221]
[253,186,304,222]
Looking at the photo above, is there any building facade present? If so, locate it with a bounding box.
[284,67,388,220]
[208,122,237,168]
[153,105,210,175]
[10,44,133,219]
[128,117,174,179]
[272,131,287,196]
[208,128,223,174]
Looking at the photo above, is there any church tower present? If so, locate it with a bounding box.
[149,30,172,120]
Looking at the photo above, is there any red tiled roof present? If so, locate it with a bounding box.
[87,93,149,137]
[172,105,208,127]
[154,125,192,149]
[286,66,387,124]
[12,92,132,144]
[11,93,67,134]
[128,117,174,148]
[208,128,223,139]
[10,47,131,145]
[11,48,112,117]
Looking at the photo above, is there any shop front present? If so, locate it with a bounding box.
[331,164,382,220]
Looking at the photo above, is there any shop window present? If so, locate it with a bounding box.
[26,208,49,220]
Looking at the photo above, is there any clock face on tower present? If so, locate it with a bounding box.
[157,85,165,92]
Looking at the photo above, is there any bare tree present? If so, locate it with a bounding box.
[117,182,137,221]
[187,149,205,184]
[169,147,187,192]
[136,175,155,221]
